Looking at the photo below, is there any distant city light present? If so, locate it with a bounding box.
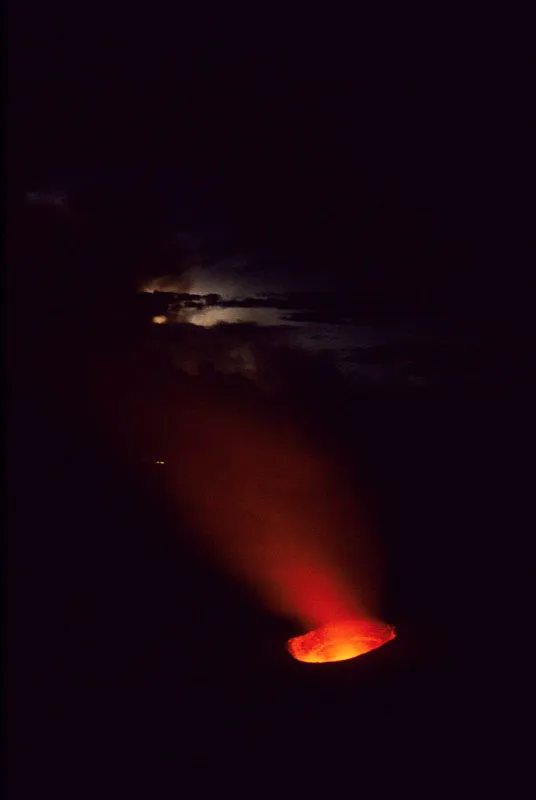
[152,315,167,325]
[155,460,166,465]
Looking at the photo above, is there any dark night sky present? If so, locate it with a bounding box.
[8,6,535,309]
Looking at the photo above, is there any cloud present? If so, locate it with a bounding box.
[282,309,353,325]
[162,321,291,386]
[218,295,294,309]
[139,285,367,329]
[140,274,194,294]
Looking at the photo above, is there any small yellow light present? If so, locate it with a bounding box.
[155,460,166,465]
[152,315,167,325]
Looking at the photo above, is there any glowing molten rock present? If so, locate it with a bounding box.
[288,619,396,664]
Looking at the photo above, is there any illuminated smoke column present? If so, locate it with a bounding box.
[174,397,393,658]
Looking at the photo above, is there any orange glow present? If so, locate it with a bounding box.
[152,315,167,325]
[288,619,395,663]
[172,401,387,650]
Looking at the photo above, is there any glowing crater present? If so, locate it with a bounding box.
[288,619,395,664]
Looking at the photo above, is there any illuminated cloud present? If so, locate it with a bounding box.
[186,305,283,328]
